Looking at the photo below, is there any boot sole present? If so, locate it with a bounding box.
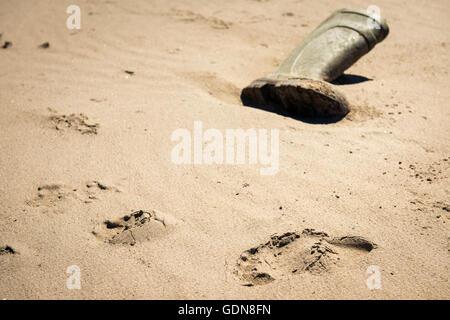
[241,78,349,117]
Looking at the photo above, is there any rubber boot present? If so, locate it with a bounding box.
[241,8,389,117]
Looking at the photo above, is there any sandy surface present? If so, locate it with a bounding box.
[0,0,449,299]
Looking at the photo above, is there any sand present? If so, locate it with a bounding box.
[0,0,448,299]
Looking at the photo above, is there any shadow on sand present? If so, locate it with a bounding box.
[331,74,372,85]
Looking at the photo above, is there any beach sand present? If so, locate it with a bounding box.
[0,0,448,299]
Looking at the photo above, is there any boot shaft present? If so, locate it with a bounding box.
[272,8,389,82]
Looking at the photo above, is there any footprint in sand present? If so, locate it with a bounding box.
[83,180,121,203]
[234,229,377,286]
[26,181,120,207]
[93,209,178,246]
[25,184,75,207]
[0,245,18,256]
[48,110,99,135]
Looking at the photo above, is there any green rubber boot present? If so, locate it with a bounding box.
[241,8,389,117]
